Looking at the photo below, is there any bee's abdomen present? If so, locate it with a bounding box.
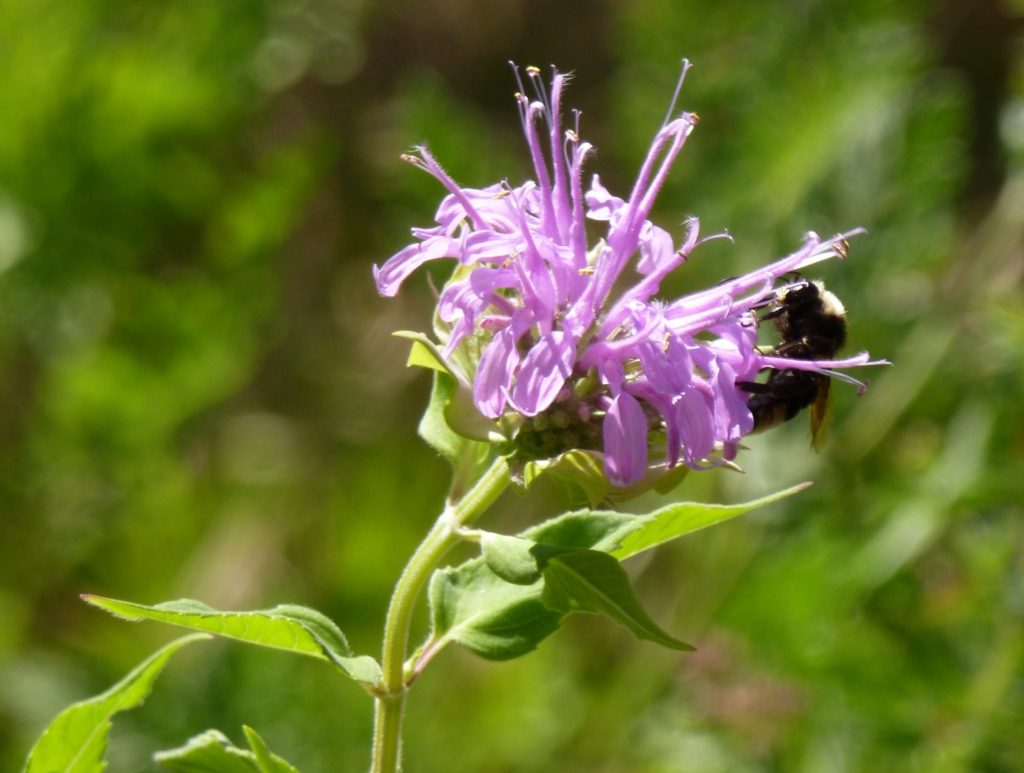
[747,370,822,431]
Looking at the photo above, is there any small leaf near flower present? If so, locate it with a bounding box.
[395,332,449,373]
[521,450,612,506]
[418,369,495,462]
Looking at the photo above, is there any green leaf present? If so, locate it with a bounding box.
[394,331,448,373]
[521,450,698,507]
[650,462,692,495]
[154,727,300,773]
[417,369,467,463]
[397,331,498,451]
[154,730,257,772]
[428,561,562,660]
[24,633,209,773]
[522,450,612,506]
[82,596,381,687]
[522,509,640,552]
[443,384,496,443]
[243,727,301,773]
[428,485,807,661]
[480,533,543,585]
[430,511,640,658]
[427,510,648,658]
[416,366,492,447]
[611,483,811,560]
[538,549,694,651]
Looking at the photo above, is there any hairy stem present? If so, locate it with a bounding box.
[370,457,510,773]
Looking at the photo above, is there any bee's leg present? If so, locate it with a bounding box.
[736,380,769,394]
[773,339,813,357]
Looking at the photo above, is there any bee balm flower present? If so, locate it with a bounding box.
[375,63,881,487]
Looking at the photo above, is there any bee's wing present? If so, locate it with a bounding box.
[810,377,832,452]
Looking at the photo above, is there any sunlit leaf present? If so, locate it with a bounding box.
[154,727,300,772]
[23,634,209,773]
[538,548,694,650]
[395,331,448,373]
[611,483,811,559]
[82,596,381,687]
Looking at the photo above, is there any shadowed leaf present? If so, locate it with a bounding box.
[480,532,544,584]
[428,561,562,660]
[538,548,694,651]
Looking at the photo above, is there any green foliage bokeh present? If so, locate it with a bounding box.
[2,0,1023,771]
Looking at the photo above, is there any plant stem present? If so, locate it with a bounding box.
[370,456,509,773]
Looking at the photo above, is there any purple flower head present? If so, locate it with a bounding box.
[375,63,886,487]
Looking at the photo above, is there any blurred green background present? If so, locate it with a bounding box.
[2,0,1023,770]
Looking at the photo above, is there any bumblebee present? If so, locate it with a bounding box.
[738,279,847,449]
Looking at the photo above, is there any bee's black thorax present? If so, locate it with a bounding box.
[763,281,846,359]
